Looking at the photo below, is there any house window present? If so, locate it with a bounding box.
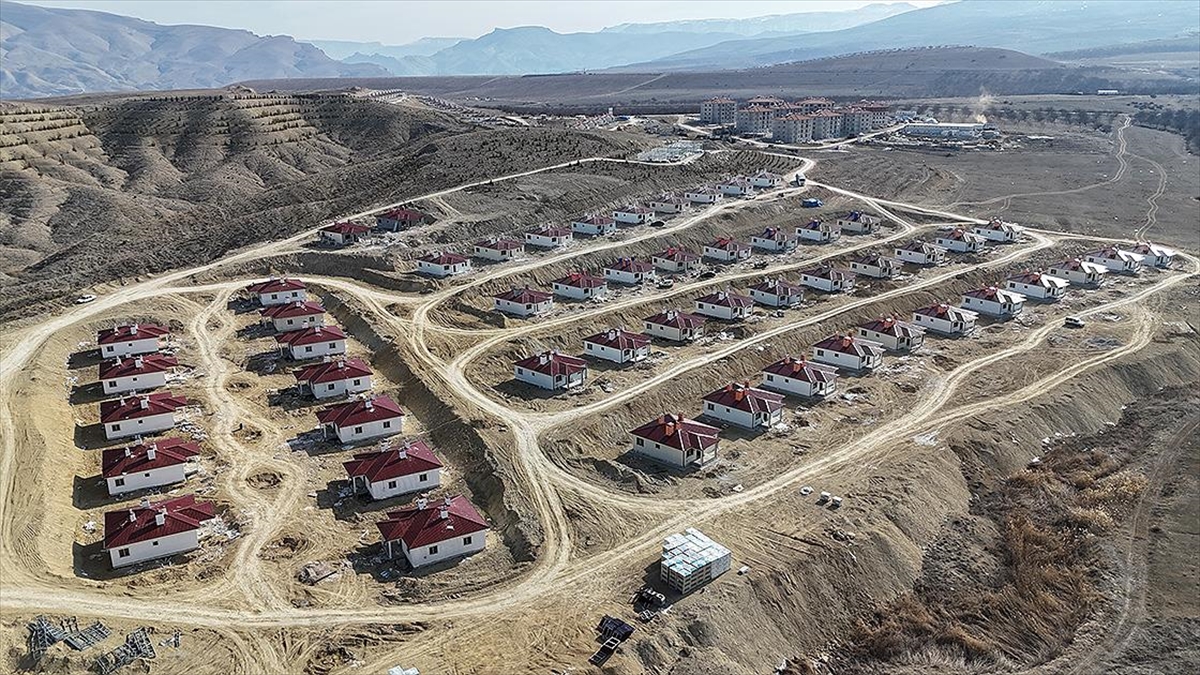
[706,402,714,411]
[816,349,825,356]
[383,421,392,429]
[463,536,473,546]
[428,545,438,555]
[419,473,428,482]
[144,472,151,477]
[114,478,125,487]
[118,548,130,558]
[525,304,532,310]
[387,480,397,489]
[329,343,337,349]
[766,374,774,382]
[327,384,335,390]
[354,426,363,434]
[111,424,121,432]
[352,379,361,386]
[132,376,138,382]
[305,346,313,353]
[106,346,114,353]
[636,438,644,446]
[152,541,159,546]
[586,343,593,351]
[516,368,524,375]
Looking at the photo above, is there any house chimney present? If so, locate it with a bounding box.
[734,386,745,402]
[130,323,139,334]
[154,509,166,527]
[444,495,452,507]
[124,446,132,457]
[128,509,137,523]
[439,506,450,520]
[397,443,408,460]
[146,443,157,461]
[364,398,374,411]
[139,396,149,409]
[139,496,150,509]
[134,356,143,369]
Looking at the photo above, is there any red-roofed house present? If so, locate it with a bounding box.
[97,323,169,359]
[317,395,405,444]
[857,316,925,352]
[912,303,978,336]
[1047,258,1106,287]
[748,277,804,308]
[684,186,722,204]
[344,439,443,500]
[552,271,608,300]
[800,266,854,293]
[104,494,215,568]
[276,324,347,360]
[644,309,706,342]
[261,300,325,333]
[894,240,947,266]
[694,290,754,321]
[971,218,1021,243]
[935,228,986,253]
[493,287,553,317]
[750,227,791,252]
[100,392,188,440]
[319,222,371,246]
[702,382,784,429]
[703,237,751,262]
[525,225,572,249]
[962,286,1025,318]
[811,335,885,372]
[604,257,656,285]
[837,211,880,234]
[294,357,373,399]
[652,247,701,273]
[649,194,686,214]
[377,495,488,567]
[1005,271,1069,301]
[849,252,898,279]
[612,205,656,225]
[245,278,306,306]
[100,354,177,395]
[761,356,838,398]
[583,328,651,364]
[376,207,431,232]
[796,219,839,243]
[1131,241,1176,268]
[103,437,199,495]
[472,237,524,262]
[630,413,720,469]
[718,177,754,196]
[751,170,784,189]
[572,214,617,236]
[513,351,588,390]
[1085,247,1142,275]
[416,251,471,278]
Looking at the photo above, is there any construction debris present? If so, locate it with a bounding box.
[95,627,156,674]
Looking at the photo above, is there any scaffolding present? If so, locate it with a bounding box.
[25,616,65,661]
[95,628,157,675]
[64,621,111,651]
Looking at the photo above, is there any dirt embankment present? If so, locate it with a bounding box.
[797,343,1200,675]
[317,290,539,562]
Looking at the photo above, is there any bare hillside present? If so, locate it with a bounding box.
[0,93,642,316]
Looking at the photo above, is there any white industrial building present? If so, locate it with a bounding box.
[660,528,732,594]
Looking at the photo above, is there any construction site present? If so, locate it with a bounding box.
[0,87,1197,675]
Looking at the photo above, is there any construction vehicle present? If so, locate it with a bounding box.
[802,198,823,208]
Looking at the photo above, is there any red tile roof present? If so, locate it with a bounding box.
[97,323,169,345]
[606,257,654,273]
[418,251,469,265]
[379,207,428,222]
[275,324,347,347]
[709,236,749,252]
[584,328,650,351]
[102,437,199,478]
[494,287,553,303]
[260,300,325,319]
[851,252,893,266]
[652,194,685,204]
[316,395,405,428]
[528,226,573,237]
[914,303,975,320]
[645,310,706,329]
[898,240,942,254]
[654,247,699,263]
[575,215,616,225]
[99,354,177,380]
[1051,258,1101,272]
[750,278,803,296]
[376,495,489,548]
[629,414,720,451]
[964,286,1021,301]
[475,237,524,251]
[1088,247,1139,262]
[343,440,443,483]
[813,334,885,358]
[103,494,214,549]
[703,382,784,414]
[797,219,829,232]
[1008,271,1068,288]
[293,358,372,385]
[939,228,982,242]
[777,113,814,122]
[322,222,371,235]
[842,211,872,223]
[514,351,588,377]
[553,271,607,289]
[979,218,1017,232]
[754,227,788,242]
[762,356,837,384]
[245,278,306,295]
[802,266,853,282]
[696,290,754,308]
[616,205,655,214]
[859,316,923,339]
[100,392,187,423]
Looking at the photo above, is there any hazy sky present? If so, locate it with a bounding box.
[23,0,942,43]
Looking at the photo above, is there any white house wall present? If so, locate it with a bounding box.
[310,374,373,400]
[106,463,188,496]
[103,371,168,395]
[397,531,486,568]
[100,337,160,359]
[108,529,200,568]
[287,339,347,361]
[366,467,441,500]
[105,412,175,440]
